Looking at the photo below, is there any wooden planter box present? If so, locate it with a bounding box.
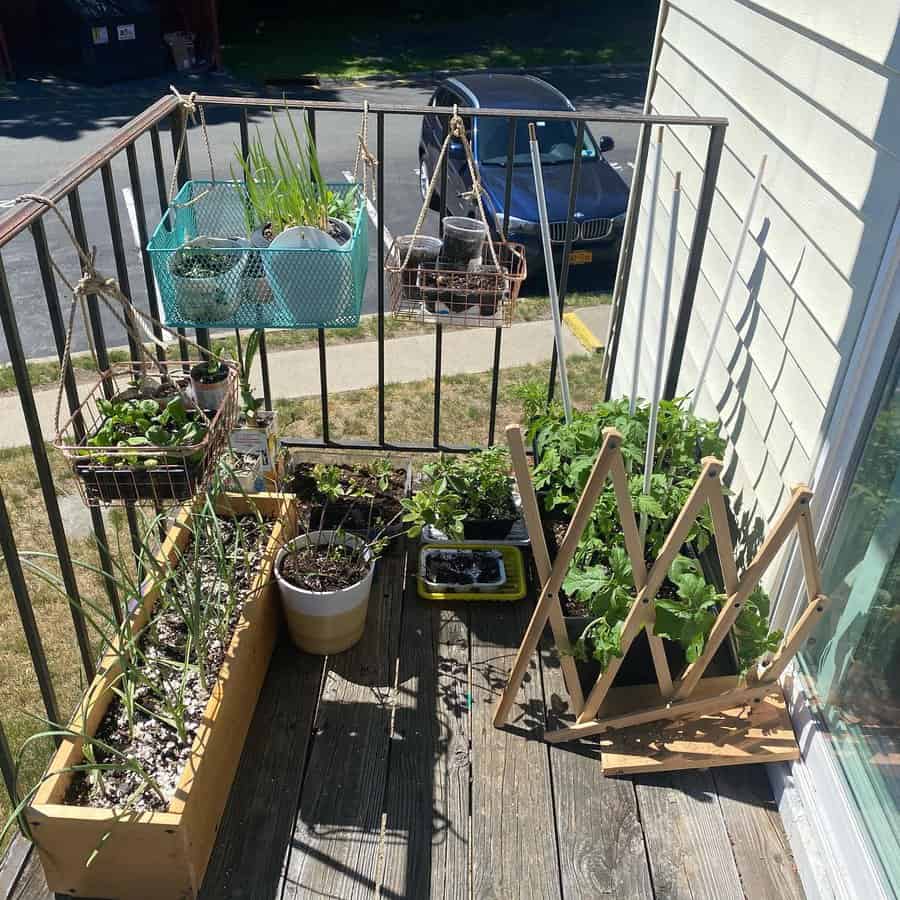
[26,492,297,900]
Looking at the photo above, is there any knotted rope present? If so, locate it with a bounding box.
[15,194,213,441]
[400,107,500,272]
[167,86,216,213]
[353,100,379,203]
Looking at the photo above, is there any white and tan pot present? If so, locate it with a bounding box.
[275,531,375,655]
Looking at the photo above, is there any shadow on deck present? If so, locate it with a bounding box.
[5,542,804,899]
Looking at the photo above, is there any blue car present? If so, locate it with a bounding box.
[418,74,628,277]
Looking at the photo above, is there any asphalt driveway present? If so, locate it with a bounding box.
[0,67,645,363]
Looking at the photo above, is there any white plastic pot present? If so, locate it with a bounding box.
[168,237,246,323]
[275,531,375,655]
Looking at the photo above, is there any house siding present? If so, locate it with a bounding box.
[612,0,900,546]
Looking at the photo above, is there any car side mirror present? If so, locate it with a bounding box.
[448,139,466,159]
[598,135,614,153]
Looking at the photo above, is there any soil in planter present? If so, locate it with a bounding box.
[287,462,407,533]
[64,514,272,812]
[424,549,502,586]
[279,542,369,592]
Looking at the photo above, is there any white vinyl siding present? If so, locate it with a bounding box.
[612,0,900,546]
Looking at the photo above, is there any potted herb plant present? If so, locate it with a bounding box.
[190,349,233,411]
[288,456,411,538]
[402,447,518,541]
[275,464,402,654]
[229,329,278,478]
[520,390,782,689]
[230,106,368,326]
[3,484,297,899]
[168,236,245,324]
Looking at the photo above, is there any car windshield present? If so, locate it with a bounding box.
[477,118,598,166]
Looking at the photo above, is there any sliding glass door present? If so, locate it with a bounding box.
[800,348,900,896]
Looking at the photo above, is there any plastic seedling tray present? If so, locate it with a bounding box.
[416,544,527,602]
[420,547,507,592]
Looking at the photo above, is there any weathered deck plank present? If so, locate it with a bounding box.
[2,545,807,900]
[280,550,403,900]
[378,577,470,899]
[540,647,654,900]
[470,600,561,900]
[635,770,745,900]
[713,766,805,900]
[199,640,324,899]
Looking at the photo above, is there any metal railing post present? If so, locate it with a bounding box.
[30,217,121,623]
[376,111,386,445]
[0,253,95,681]
[0,483,61,728]
[663,123,726,399]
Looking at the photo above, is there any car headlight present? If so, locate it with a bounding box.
[495,213,540,235]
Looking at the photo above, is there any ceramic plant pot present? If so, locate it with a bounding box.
[275,531,375,655]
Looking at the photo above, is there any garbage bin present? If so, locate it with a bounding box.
[45,0,166,83]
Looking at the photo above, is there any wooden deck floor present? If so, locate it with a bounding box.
[6,542,805,899]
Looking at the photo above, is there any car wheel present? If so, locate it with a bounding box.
[419,156,441,212]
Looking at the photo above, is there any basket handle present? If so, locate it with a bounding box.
[401,106,500,273]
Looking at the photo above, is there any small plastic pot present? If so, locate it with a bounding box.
[190,361,230,411]
[395,235,442,300]
[440,217,487,263]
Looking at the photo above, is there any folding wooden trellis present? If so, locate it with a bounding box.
[498,424,829,774]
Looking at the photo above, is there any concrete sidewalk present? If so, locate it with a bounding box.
[0,307,609,449]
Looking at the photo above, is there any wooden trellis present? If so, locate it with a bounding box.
[497,424,829,774]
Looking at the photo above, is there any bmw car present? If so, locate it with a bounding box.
[418,73,628,276]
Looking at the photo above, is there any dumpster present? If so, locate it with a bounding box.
[45,0,166,82]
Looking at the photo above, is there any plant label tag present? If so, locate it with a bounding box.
[117,24,136,41]
[92,26,109,44]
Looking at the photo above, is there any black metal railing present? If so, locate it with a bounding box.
[0,92,727,836]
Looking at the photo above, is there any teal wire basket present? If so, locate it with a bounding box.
[147,180,369,329]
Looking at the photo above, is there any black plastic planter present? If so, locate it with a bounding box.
[396,235,442,302]
[463,517,519,541]
[440,217,487,263]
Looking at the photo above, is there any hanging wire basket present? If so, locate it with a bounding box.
[147,180,368,330]
[386,237,526,327]
[55,363,239,507]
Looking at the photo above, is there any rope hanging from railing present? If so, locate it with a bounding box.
[14,194,213,441]
[400,107,500,273]
[353,100,379,203]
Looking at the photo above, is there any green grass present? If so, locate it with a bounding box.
[0,291,607,395]
[221,6,656,81]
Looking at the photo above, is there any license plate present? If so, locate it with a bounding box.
[569,250,593,265]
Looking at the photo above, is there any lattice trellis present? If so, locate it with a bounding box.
[497,424,829,773]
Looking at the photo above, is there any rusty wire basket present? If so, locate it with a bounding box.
[386,239,526,327]
[55,363,239,507]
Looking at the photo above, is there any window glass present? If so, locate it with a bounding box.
[800,346,900,896]
[476,118,598,166]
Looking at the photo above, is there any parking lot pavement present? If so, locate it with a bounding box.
[0,68,645,364]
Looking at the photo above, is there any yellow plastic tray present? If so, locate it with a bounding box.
[416,543,527,602]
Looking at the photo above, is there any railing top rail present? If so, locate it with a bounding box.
[0,94,179,248]
[0,89,727,250]
[192,93,728,126]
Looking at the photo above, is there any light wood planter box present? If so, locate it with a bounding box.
[26,492,297,900]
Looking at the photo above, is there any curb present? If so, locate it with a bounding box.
[563,311,603,353]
